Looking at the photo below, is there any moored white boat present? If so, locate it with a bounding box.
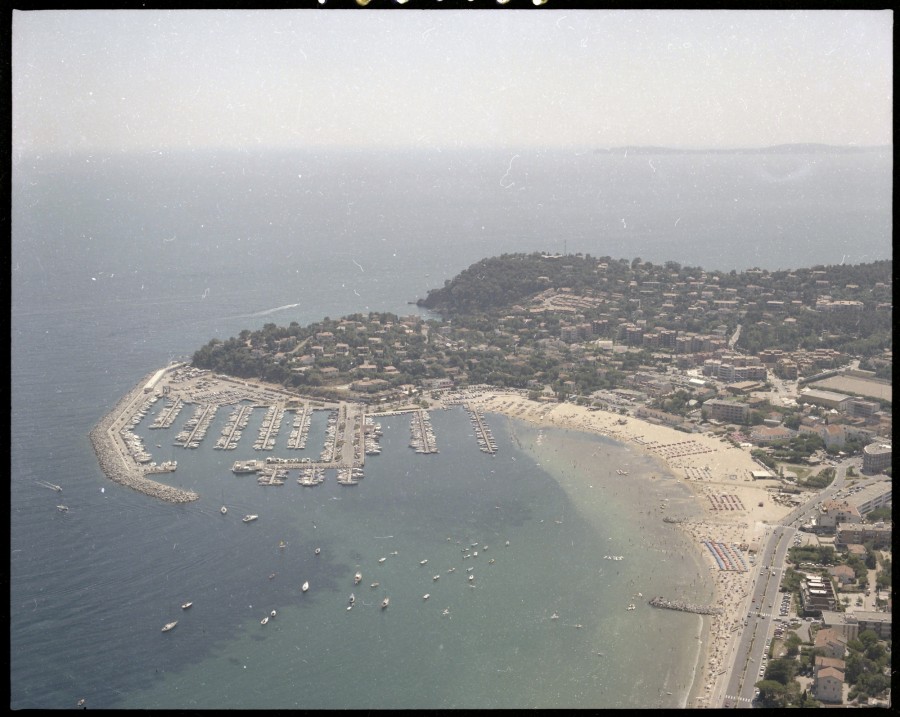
[161,620,178,632]
[181,602,192,609]
[381,597,390,609]
[242,514,258,523]
[301,581,309,592]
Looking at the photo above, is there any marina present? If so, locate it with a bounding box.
[79,365,719,710]
[215,405,253,450]
[88,365,393,503]
[408,409,438,454]
[466,405,498,455]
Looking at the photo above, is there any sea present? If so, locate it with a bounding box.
[10,147,892,709]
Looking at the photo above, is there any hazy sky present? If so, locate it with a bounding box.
[12,8,893,153]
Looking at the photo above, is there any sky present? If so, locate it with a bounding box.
[11,7,894,154]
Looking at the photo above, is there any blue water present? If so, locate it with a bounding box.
[10,147,891,709]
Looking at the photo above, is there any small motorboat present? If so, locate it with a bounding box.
[278,541,287,549]
[433,575,440,581]
[423,594,430,600]
[354,572,362,585]
[220,506,227,515]
[370,582,380,588]
[419,559,428,565]
[314,547,321,555]
[378,557,386,563]
[181,602,193,610]
[468,574,474,581]
[301,581,309,592]
[349,593,355,606]
[56,505,68,512]
[242,514,258,523]
[161,621,178,632]
[260,616,269,625]
[381,597,390,609]
[270,610,277,618]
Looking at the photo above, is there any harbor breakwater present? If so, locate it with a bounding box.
[648,596,723,616]
[89,371,199,504]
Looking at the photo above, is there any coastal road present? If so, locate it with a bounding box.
[721,525,794,707]
[719,456,859,707]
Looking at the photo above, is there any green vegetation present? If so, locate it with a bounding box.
[802,467,836,490]
[845,630,892,703]
[788,545,838,566]
[769,434,825,466]
[189,253,892,410]
[771,542,893,707]
[875,554,891,591]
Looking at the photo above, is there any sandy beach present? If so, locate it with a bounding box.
[458,390,793,708]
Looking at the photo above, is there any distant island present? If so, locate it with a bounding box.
[593,144,890,155]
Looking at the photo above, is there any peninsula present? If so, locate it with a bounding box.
[92,252,892,708]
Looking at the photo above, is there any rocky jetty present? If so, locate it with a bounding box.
[89,372,199,504]
[648,596,723,616]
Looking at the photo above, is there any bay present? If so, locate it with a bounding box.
[10,147,890,709]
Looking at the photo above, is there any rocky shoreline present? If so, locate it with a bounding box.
[89,371,199,504]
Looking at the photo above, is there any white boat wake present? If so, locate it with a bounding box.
[237,302,300,318]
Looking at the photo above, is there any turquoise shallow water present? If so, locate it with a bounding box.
[106,407,711,709]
